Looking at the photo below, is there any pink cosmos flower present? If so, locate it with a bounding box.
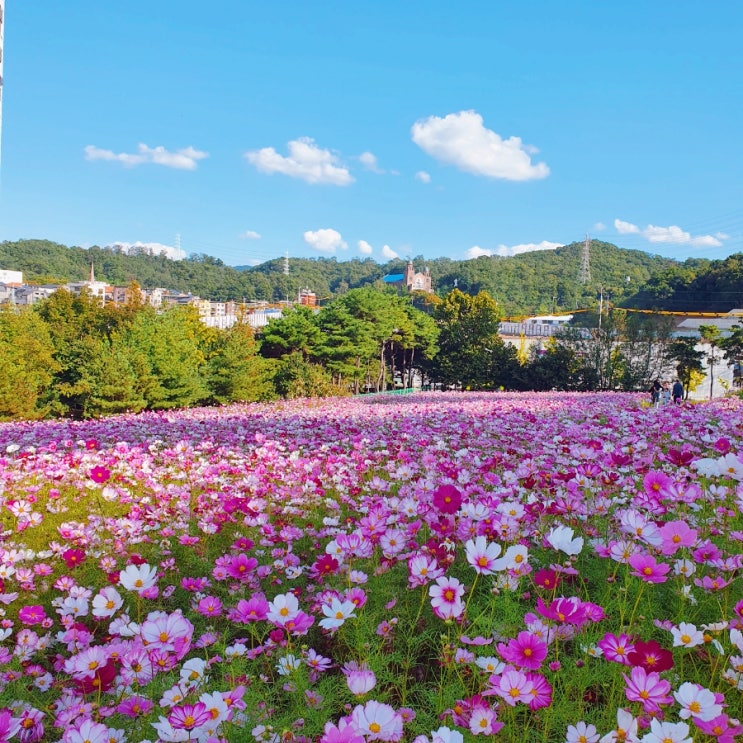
[343,661,376,696]
[305,648,332,674]
[525,672,552,710]
[628,553,670,583]
[139,610,193,660]
[468,706,503,736]
[642,470,674,498]
[350,700,403,741]
[230,595,269,623]
[597,633,635,665]
[694,713,743,742]
[694,574,732,591]
[168,702,212,731]
[497,631,548,670]
[117,695,154,718]
[0,710,20,742]
[492,668,534,706]
[621,666,673,713]
[195,595,223,618]
[225,553,258,581]
[321,719,366,743]
[408,554,444,587]
[64,719,111,743]
[429,576,465,620]
[536,596,588,626]
[658,520,698,555]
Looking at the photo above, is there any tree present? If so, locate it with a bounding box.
[259,305,324,360]
[0,308,59,419]
[430,289,517,390]
[74,337,148,418]
[122,306,209,409]
[272,352,348,399]
[518,341,582,391]
[698,324,722,399]
[615,312,675,391]
[720,321,743,390]
[665,338,704,400]
[204,323,275,404]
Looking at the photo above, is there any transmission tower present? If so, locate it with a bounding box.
[283,251,289,275]
[578,234,591,284]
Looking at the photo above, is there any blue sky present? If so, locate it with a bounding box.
[1,1,742,267]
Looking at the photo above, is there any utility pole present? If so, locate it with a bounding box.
[598,286,604,331]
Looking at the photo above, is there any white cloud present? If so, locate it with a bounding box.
[593,222,606,231]
[465,246,492,259]
[357,240,373,255]
[411,110,549,181]
[239,230,262,240]
[359,151,384,173]
[107,241,186,260]
[303,228,348,253]
[615,218,724,248]
[381,244,399,260]
[245,137,353,185]
[415,170,431,184]
[85,144,208,170]
[465,240,562,259]
[614,218,640,234]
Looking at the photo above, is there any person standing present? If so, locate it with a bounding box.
[649,379,662,405]
[672,379,684,404]
[661,381,671,405]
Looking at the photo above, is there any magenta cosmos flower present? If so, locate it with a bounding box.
[497,631,548,670]
[432,484,462,515]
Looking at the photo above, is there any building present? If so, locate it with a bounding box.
[66,263,109,305]
[382,260,432,293]
[298,288,317,306]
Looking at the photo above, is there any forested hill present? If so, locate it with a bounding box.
[1,238,740,314]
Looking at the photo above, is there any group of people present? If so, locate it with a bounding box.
[650,379,684,406]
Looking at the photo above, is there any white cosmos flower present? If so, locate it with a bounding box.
[546,525,584,556]
[118,563,158,594]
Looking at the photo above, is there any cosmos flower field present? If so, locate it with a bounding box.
[0,391,741,743]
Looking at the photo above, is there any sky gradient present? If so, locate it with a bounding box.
[1,1,742,267]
